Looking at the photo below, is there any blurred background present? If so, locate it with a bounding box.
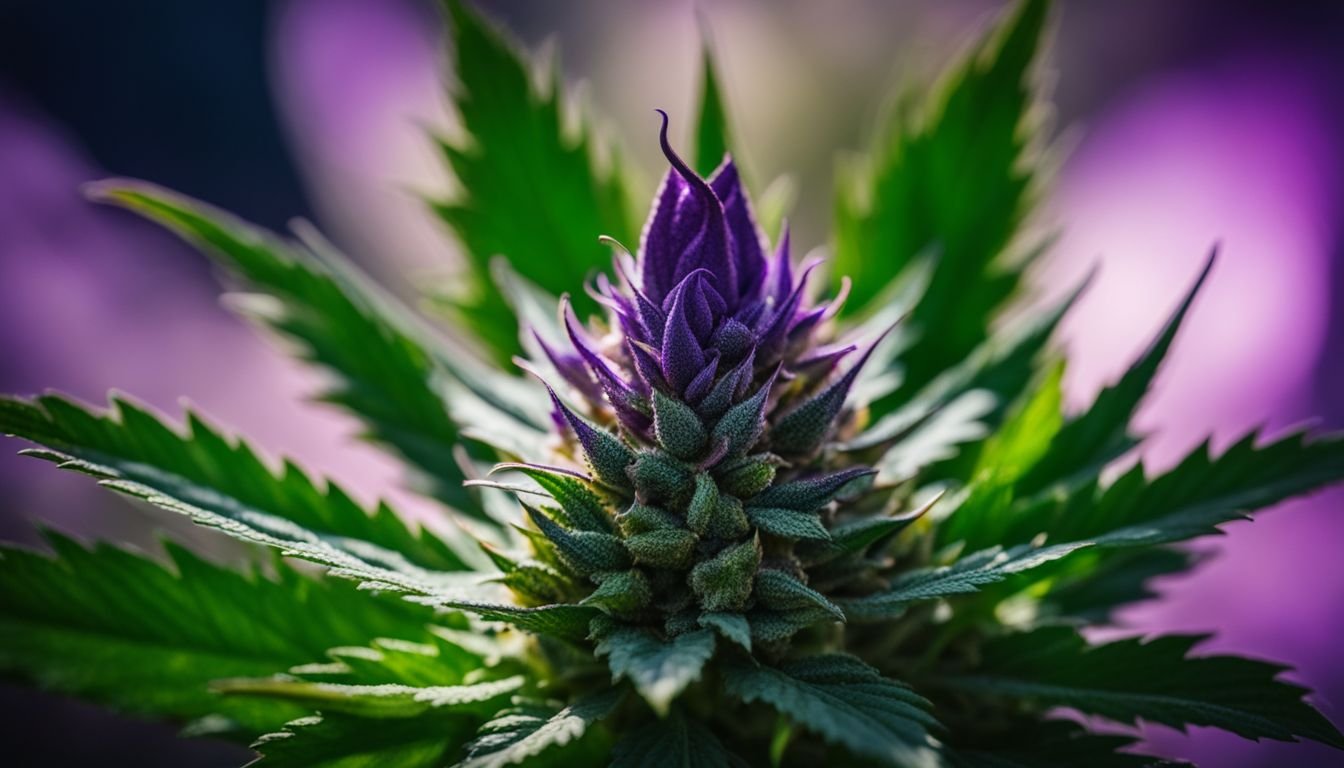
[1,0,1342,765]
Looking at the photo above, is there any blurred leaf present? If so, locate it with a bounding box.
[1015,254,1214,497]
[834,0,1050,399]
[947,627,1344,748]
[252,712,477,768]
[0,532,435,739]
[946,719,1188,768]
[695,43,732,176]
[611,708,740,768]
[91,181,545,517]
[434,0,637,363]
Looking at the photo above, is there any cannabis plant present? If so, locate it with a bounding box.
[3,1,1342,765]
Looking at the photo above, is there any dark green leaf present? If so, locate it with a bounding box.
[253,712,477,767]
[723,654,940,767]
[838,542,1087,622]
[611,708,740,768]
[596,627,716,715]
[461,691,621,768]
[946,627,1344,748]
[0,533,437,739]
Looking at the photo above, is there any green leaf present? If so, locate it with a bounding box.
[2,393,471,571]
[936,361,1066,549]
[433,599,598,643]
[946,719,1187,768]
[946,627,1344,748]
[1046,548,1200,622]
[298,635,485,688]
[723,654,941,767]
[461,691,622,768]
[252,712,477,768]
[1015,253,1214,497]
[698,612,751,653]
[435,0,636,363]
[214,676,523,719]
[0,532,437,739]
[596,628,716,715]
[694,43,732,177]
[611,708,740,768]
[838,542,1088,622]
[90,180,546,515]
[0,394,492,597]
[834,0,1049,397]
[1028,428,1344,549]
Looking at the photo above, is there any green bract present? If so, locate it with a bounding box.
[2,1,1342,765]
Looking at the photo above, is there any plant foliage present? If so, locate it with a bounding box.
[1,0,1340,765]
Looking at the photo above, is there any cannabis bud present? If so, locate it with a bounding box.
[2,1,1341,765]
[497,113,894,656]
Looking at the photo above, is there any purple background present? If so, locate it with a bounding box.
[1,1,1342,765]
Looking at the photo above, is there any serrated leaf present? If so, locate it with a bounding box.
[433,601,599,643]
[611,707,740,768]
[1024,428,1344,549]
[91,181,546,515]
[215,676,523,719]
[947,627,1344,748]
[1,394,472,571]
[0,533,439,739]
[723,654,940,767]
[596,628,716,715]
[253,712,477,767]
[834,0,1049,399]
[946,719,1187,768]
[698,612,751,653]
[0,394,493,599]
[1015,254,1214,497]
[839,542,1088,622]
[435,0,635,363]
[461,691,621,768]
[746,507,830,542]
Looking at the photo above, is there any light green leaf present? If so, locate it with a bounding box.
[834,0,1050,398]
[461,691,621,768]
[0,532,438,739]
[596,628,716,715]
[214,676,524,719]
[435,0,636,363]
[946,627,1344,748]
[839,542,1088,622]
[723,654,941,767]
